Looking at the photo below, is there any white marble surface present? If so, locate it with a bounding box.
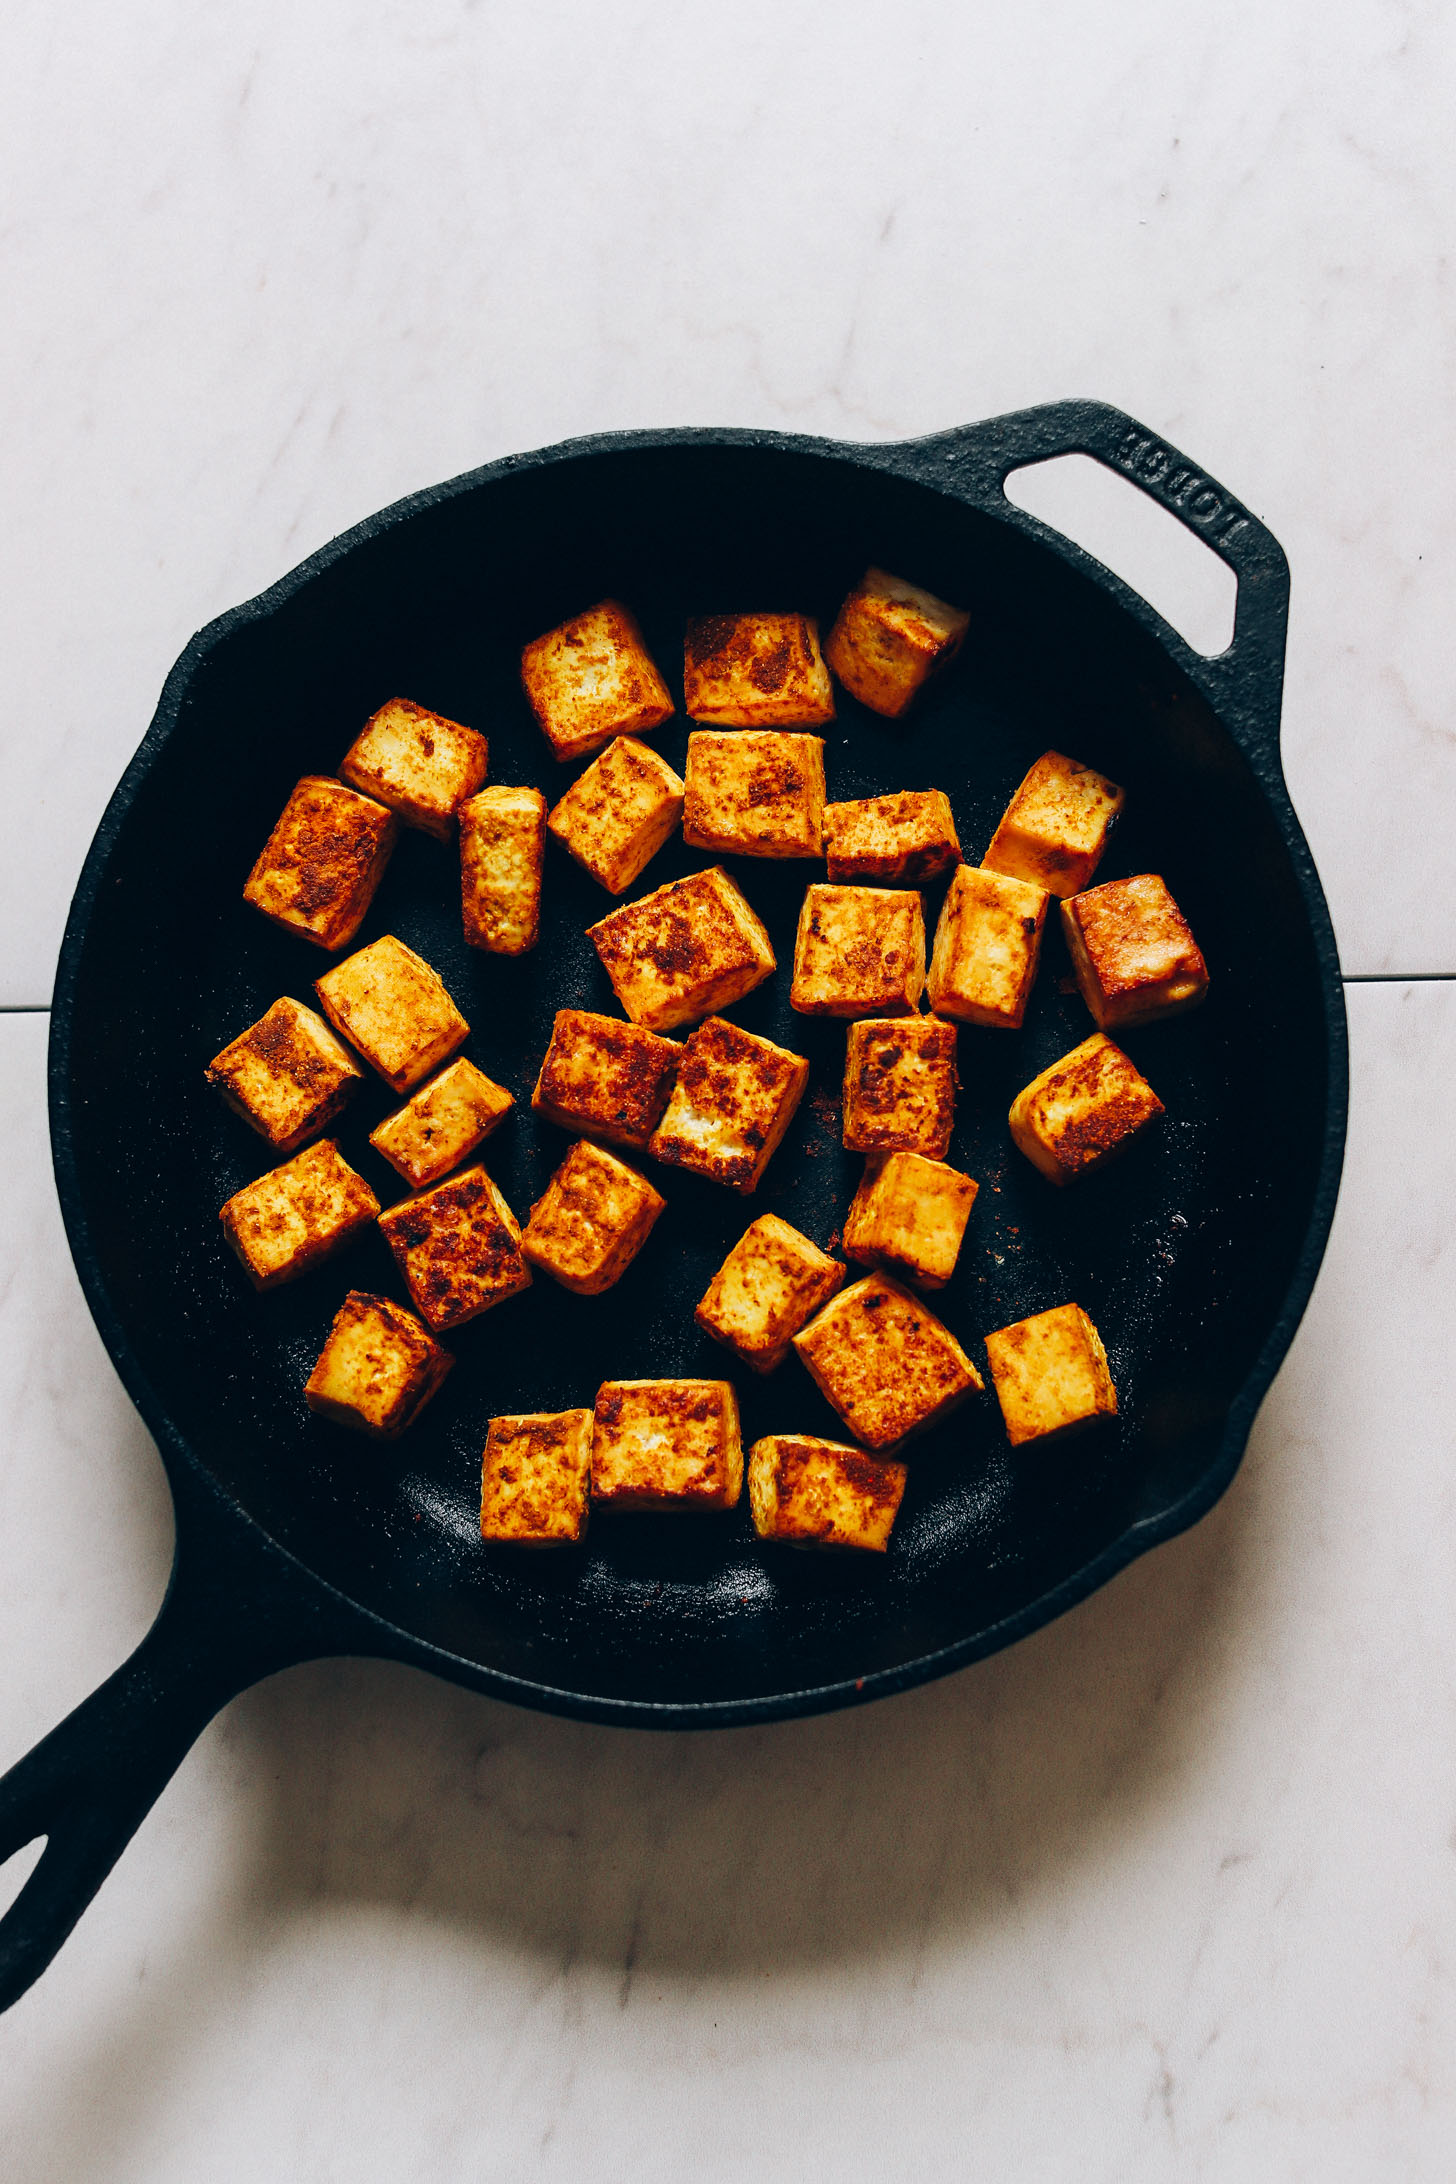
[2,1,1454,2175]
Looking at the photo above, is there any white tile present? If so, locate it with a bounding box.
[0,986,1452,2178]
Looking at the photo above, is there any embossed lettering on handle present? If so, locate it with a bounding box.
[1110,424,1251,551]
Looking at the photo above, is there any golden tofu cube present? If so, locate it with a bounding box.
[842,1017,958,1158]
[682,731,826,859]
[983,750,1125,898]
[522,1140,666,1295]
[304,1289,453,1438]
[480,1409,593,1545]
[825,568,970,719]
[747,1435,907,1552]
[531,1009,680,1149]
[206,996,364,1154]
[339,697,488,840]
[822,789,960,885]
[243,775,396,952]
[546,736,685,895]
[683,613,835,728]
[984,1302,1117,1447]
[649,1016,809,1193]
[1008,1032,1164,1185]
[521,600,674,763]
[369,1057,514,1189]
[790,884,925,1018]
[220,1139,379,1291]
[588,866,775,1032]
[377,1164,530,1330]
[591,1379,743,1512]
[459,785,547,956]
[315,933,469,1094]
[793,1273,983,1450]
[842,1151,978,1291]
[1061,873,1210,1032]
[694,1214,845,1373]
[926,864,1049,1030]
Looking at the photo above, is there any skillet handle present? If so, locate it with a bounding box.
[0,1469,365,2014]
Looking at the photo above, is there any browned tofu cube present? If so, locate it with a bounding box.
[825,569,970,719]
[546,736,685,894]
[588,866,775,1032]
[683,613,835,728]
[459,785,546,956]
[982,750,1125,898]
[220,1139,379,1291]
[315,934,469,1094]
[926,864,1049,1030]
[792,1273,983,1450]
[368,1057,514,1189]
[747,1435,907,1551]
[984,1302,1118,1447]
[842,1151,978,1291]
[591,1379,743,1511]
[842,1017,958,1158]
[339,698,488,839]
[531,1009,680,1149]
[1008,1032,1164,1185]
[790,884,925,1018]
[242,775,396,952]
[521,1139,666,1295]
[206,996,364,1154]
[682,731,826,859]
[377,1164,531,1330]
[694,1214,845,1373]
[521,601,674,763]
[822,790,960,884]
[649,1016,809,1193]
[480,1410,593,1545]
[304,1290,453,1438]
[1061,873,1210,1032]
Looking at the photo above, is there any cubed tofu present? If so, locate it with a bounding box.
[683,613,835,728]
[682,731,826,859]
[219,1139,379,1291]
[1061,873,1210,1032]
[376,1164,531,1330]
[789,884,925,1018]
[1008,1032,1164,1185]
[242,775,396,952]
[982,750,1125,898]
[315,934,469,1094]
[842,1017,958,1158]
[822,789,960,885]
[649,1016,809,1193]
[842,1151,979,1291]
[747,1435,907,1551]
[522,1140,666,1295]
[521,601,674,763]
[480,1409,593,1544]
[588,866,775,1032]
[926,864,1049,1030]
[546,736,685,894]
[459,785,546,955]
[206,996,364,1154]
[792,1273,983,1450]
[339,698,488,840]
[304,1289,453,1438]
[591,1379,743,1512]
[824,568,970,718]
[531,1009,680,1149]
[369,1057,514,1189]
[694,1214,845,1373]
[984,1302,1118,1447]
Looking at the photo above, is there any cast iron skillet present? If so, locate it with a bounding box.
[0,401,1346,2011]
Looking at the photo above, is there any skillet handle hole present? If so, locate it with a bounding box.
[0,1838,47,1922]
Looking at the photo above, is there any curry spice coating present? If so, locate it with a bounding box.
[682,730,826,860]
[1008,1032,1164,1186]
[521,601,674,763]
[304,1289,453,1438]
[1061,873,1209,1031]
[842,1151,979,1291]
[339,698,488,839]
[459,784,547,956]
[377,1164,531,1330]
[315,933,469,1094]
[522,1139,666,1295]
[984,1302,1117,1446]
[824,568,970,719]
[682,612,835,728]
[546,736,685,895]
[369,1056,514,1190]
[790,883,926,1018]
[822,789,961,885]
[588,865,775,1033]
[842,1016,958,1158]
[480,1409,594,1544]
[220,1139,380,1291]
[243,774,397,952]
[695,1213,845,1374]
[648,1016,809,1194]
[591,1379,744,1512]
[206,996,364,1154]
[747,1435,907,1551]
[982,750,1124,899]
[531,1008,680,1149]
[926,863,1049,1031]
[793,1272,983,1450]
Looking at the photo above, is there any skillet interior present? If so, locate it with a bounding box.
[55,438,1333,1711]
